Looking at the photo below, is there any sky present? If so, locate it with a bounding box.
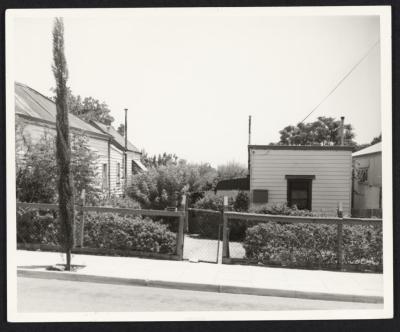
[11,10,381,167]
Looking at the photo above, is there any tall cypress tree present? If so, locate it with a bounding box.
[52,17,74,270]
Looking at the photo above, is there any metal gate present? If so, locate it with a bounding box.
[183,208,222,263]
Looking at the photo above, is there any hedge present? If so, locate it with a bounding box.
[243,222,382,270]
[17,210,177,255]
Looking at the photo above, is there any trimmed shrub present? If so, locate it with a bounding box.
[83,213,176,254]
[243,222,382,270]
[17,209,61,245]
[343,224,382,266]
[17,211,177,255]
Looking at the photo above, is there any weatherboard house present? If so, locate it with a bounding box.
[248,145,353,216]
[352,142,382,214]
[15,82,146,197]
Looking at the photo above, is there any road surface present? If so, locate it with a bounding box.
[17,277,382,312]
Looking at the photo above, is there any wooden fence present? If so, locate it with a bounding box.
[221,210,382,270]
[16,202,186,260]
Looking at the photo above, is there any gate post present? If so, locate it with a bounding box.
[76,189,85,248]
[336,202,344,270]
[176,195,186,260]
[221,196,230,263]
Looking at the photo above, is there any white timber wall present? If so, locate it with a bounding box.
[250,148,352,215]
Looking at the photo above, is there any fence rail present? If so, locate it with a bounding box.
[224,211,382,225]
[222,210,382,271]
[16,201,383,272]
[16,202,185,260]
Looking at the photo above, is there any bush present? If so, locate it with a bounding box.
[95,194,141,209]
[233,191,249,212]
[190,192,235,239]
[243,222,382,269]
[17,210,177,255]
[17,209,61,245]
[343,224,382,266]
[83,213,176,254]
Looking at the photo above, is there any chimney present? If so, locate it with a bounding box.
[248,115,252,145]
[340,116,345,146]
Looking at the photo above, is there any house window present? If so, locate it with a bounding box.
[252,190,269,204]
[286,175,315,210]
[116,162,121,185]
[102,164,108,189]
[356,167,368,183]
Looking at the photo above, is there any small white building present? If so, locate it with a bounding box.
[248,145,353,215]
[352,142,382,212]
[15,82,146,197]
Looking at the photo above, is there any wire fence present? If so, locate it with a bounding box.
[184,208,222,263]
[17,202,185,261]
[222,212,383,272]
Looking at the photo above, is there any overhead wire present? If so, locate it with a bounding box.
[299,39,380,124]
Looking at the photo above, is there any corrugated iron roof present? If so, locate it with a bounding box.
[352,142,382,157]
[15,82,106,137]
[91,121,140,153]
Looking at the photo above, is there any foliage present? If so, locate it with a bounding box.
[243,222,382,269]
[140,150,179,169]
[117,123,125,136]
[52,17,74,268]
[190,192,249,240]
[250,203,332,217]
[278,116,355,146]
[66,88,114,125]
[217,161,248,180]
[95,194,141,209]
[127,161,218,209]
[16,132,59,203]
[193,192,233,212]
[16,130,101,204]
[243,222,338,267]
[233,191,249,212]
[343,224,382,266]
[83,213,177,254]
[353,133,382,152]
[17,211,177,255]
[17,209,60,245]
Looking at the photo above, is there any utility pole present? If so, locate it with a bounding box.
[124,108,128,194]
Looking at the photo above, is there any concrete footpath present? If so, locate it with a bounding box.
[17,250,383,304]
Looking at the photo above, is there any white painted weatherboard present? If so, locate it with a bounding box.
[250,148,352,216]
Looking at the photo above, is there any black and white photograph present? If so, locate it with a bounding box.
[5,6,393,322]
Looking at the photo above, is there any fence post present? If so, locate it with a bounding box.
[184,195,189,233]
[222,196,229,262]
[77,189,85,248]
[337,202,343,270]
[176,195,186,260]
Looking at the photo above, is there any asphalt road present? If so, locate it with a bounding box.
[17,277,382,312]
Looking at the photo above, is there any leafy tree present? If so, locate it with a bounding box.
[278,116,355,146]
[140,150,179,169]
[68,91,115,125]
[52,17,74,270]
[353,133,382,152]
[117,123,125,136]
[127,161,218,209]
[217,161,248,180]
[370,133,382,145]
[16,131,101,204]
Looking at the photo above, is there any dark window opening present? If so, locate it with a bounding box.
[287,178,313,210]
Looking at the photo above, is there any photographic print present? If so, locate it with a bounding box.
[6,6,393,322]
